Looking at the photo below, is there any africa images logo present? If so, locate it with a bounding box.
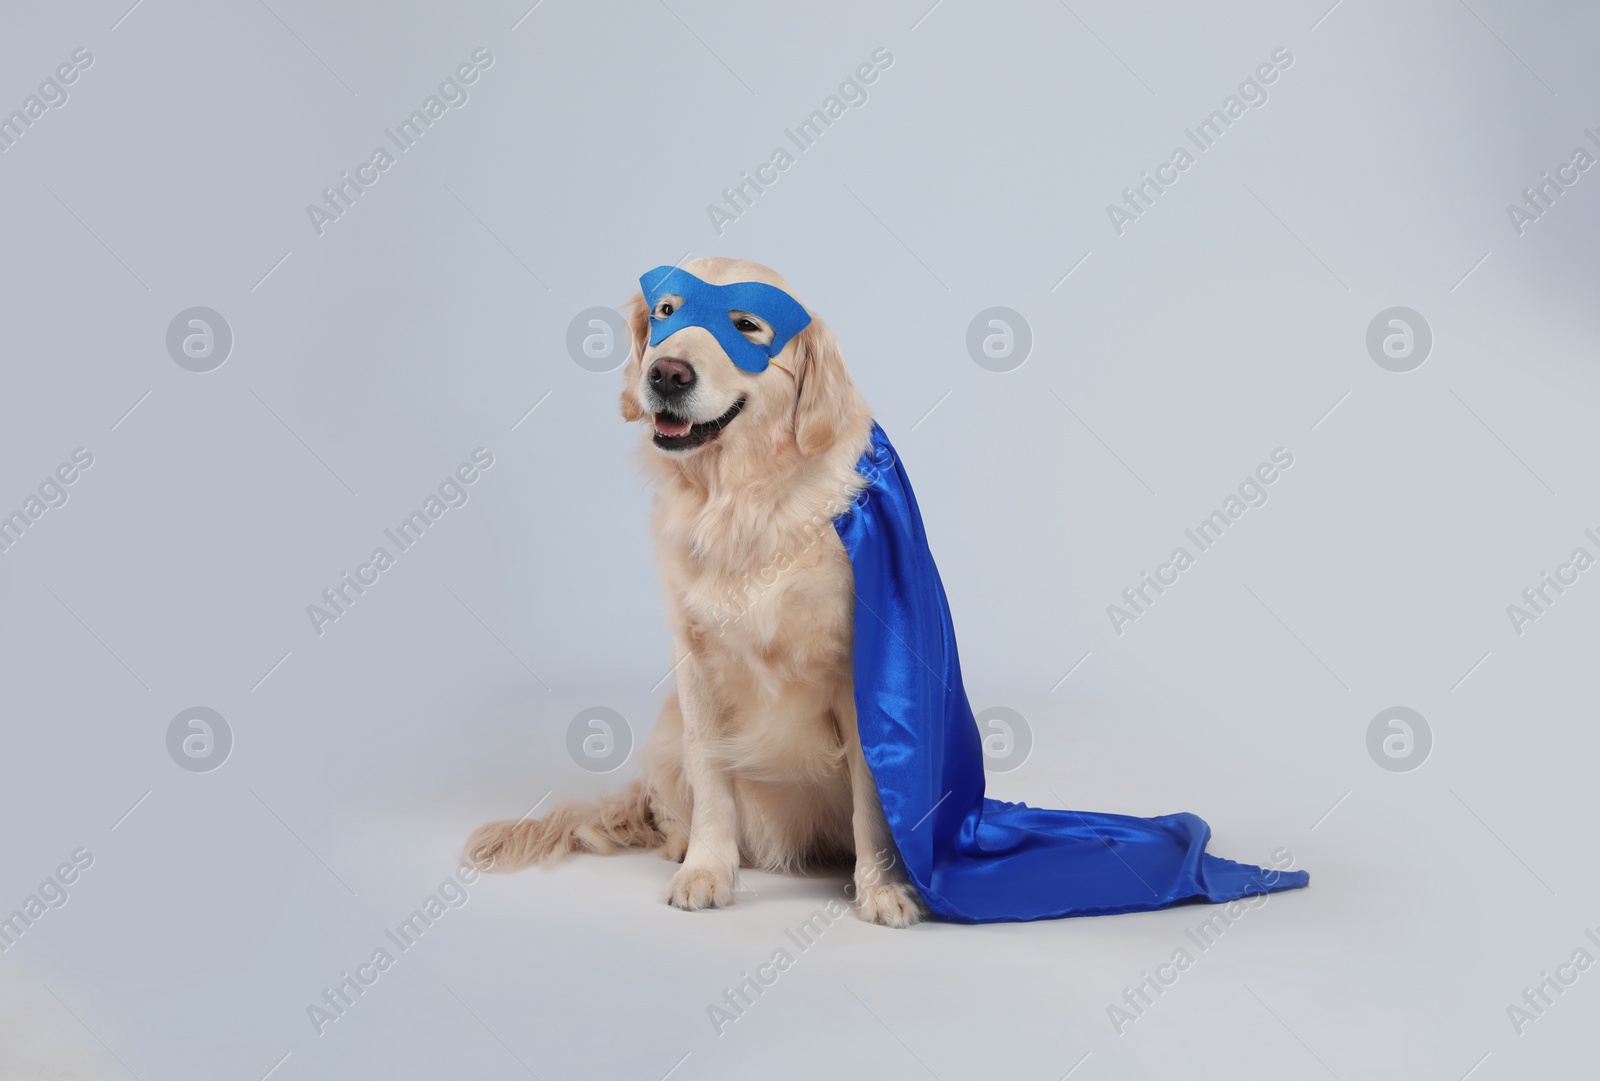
[706,48,893,235]
[1106,48,1293,236]
[306,449,494,636]
[306,50,494,236]
[1107,448,1294,635]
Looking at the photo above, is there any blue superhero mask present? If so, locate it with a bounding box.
[638,265,812,374]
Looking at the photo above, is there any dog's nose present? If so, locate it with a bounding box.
[647,356,696,396]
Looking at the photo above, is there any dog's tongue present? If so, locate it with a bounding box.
[654,414,692,438]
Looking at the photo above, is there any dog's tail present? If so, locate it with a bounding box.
[465,780,663,872]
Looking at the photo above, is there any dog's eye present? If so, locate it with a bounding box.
[728,311,772,344]
[653,301,675,319]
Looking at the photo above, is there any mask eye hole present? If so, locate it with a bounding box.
[651,295,682,320]
[729,310,774,346]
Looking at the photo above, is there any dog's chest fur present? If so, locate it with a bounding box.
[652,457,864,779]
[658,468,856,669]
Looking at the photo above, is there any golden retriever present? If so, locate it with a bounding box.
[465,257,924,926]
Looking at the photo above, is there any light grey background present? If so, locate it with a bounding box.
[2,0,1597,1078]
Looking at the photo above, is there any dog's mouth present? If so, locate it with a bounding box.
[652,398,745,452]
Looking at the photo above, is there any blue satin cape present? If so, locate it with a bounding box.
[832,423,1310,923]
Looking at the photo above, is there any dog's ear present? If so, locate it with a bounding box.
[792,316,852,458]
[619,292,650,422]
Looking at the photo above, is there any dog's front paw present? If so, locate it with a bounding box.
[855,881,924,928]
[667,865,734,911]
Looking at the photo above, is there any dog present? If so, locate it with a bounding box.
[465,257,925,927]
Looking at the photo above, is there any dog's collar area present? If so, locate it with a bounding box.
[638,265,811,375]
[651,397,746,452]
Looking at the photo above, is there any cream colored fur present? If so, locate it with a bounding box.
[466,257,923,927]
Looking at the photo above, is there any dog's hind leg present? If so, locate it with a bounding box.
[642,695,692,863]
